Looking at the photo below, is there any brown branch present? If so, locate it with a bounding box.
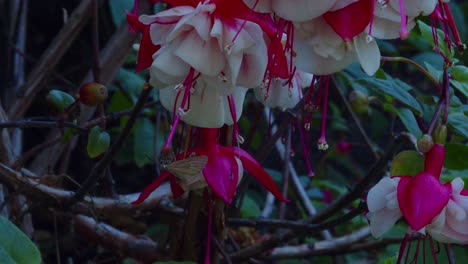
[0,162,181,216]
[0,120,85,131]
[8,0,93,121]
[73,214,165,262]
[228,203,365,232]
[265,227,371,259]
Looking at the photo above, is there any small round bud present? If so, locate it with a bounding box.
[79,82,108,106]
[349,90,369,117]
[433,125,447,145]
[417,134,434,154]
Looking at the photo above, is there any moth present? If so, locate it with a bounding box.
[159,149,208,191]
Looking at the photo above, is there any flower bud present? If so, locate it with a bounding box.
[349,90,369,117]
[432,125,447,145]
[417,134,434,154]
[79,82,108,106]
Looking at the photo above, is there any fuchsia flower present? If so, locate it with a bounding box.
[293,1,380,76]
[367,144,468,245]
[133,128,287,205]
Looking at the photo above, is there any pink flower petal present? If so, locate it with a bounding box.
[224,147,288,202]
[424,143,445,179]
[132,171,172,204]
[169,174,185,199]
[203,150,239,204]
[397,173,451,231]
[136,27,160,72]
[323,0,373,41]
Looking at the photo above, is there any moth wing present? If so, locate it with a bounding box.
[166,155,208,179]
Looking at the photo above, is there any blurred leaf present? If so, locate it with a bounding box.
[447,112,468,139]
[47,90,75,112]
[118,68,146,95]
[240,195,261,218]
[390,150,424,177]
[445,143,468,170]
[133,118,155,167]
[87,126,110,158]
[384,104,422,137]
[0,216,41,264]
[109,0,133,27]
[107,90,133,113]
[423,61,443,82]
[357,78,422,115]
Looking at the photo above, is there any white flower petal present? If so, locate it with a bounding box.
[368,208,402,237]
[272,0,338,22]
[389,0,437,17]
[367,177,399,212]
[353,34,381,76]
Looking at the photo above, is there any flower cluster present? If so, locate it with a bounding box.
[367,144,468,244]
[127,0,446,128]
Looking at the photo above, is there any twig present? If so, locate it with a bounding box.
[0,120,85,131]
[12,136,61,170]
[228,203,366,233]
[212,235,233,264]
[27,0,152,175]
[266,108,332,240]
[229,135,405,261]
[381,56,441,91]
[8,0,93,121]
[70,83,153,205]
[91,0,100,83]
[74,214,165,262]
[266,227,370,259]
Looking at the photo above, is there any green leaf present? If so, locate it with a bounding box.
[448,112,468,139]
[445,143,468,170]
[390,150,424,177]
[240,195,261,218]
[46,90,75,112]
[0,216,41,264]
[357,78,422,115]
[133,118,155,167]
[87,126,110,158]
[417,20,453,61]
[384,104,422,137]
[108,0,133,27]
[451,65,468,97]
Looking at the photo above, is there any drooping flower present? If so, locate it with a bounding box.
[133,128,287,205]
[294,16,380,76]
[367,144,468,246]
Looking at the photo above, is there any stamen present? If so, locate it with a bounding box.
[164,68,196,149]
[317,76,330,151]
[398,0,409,39]
[296,118,314,177]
